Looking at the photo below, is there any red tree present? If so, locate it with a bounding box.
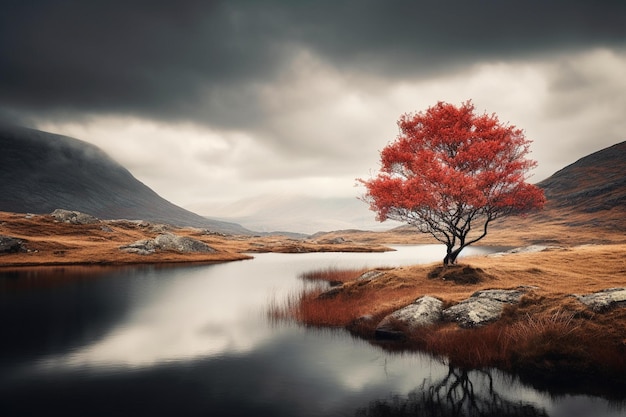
[359,101,545,265]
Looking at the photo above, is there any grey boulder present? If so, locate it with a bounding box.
[577,288,626,312]
[0,235,25,253]
[121,232,216,255]
[51,209,100,224]
[442,289,527,328]
[375,296,443,339]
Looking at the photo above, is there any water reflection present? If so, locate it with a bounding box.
[32,245,489,369]
[357,366,549,417]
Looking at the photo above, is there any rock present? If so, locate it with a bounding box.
[357,270,385,282]
[120,239,156,255]
[318,237,347,244]
[150,224,172,233]
[442,289,527,328]
[51,209,100,224]
[317,286,343,299]
[375,296,443,339]
[489,245,562,257]
[0,235,25,253]
[154,233,216,253]
[120,233,217,255]
[577,288,626,312]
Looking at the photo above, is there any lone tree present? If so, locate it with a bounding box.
[359,101,545,266]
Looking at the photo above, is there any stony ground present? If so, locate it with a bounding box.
[0,211,391,267]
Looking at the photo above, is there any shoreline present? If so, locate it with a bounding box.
[271,243,626,398]
[0,211,390,268]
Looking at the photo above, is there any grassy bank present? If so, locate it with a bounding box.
[270,244,626,396]
[0,211,391,267]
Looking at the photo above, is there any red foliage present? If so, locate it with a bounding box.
[359,101,545,264]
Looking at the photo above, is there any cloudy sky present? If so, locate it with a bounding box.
[1,1,625,225]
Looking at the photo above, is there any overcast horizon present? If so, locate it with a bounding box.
[1,1,625,230]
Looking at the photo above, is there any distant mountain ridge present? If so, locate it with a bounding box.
[0,125,253,234]
[193,194,402,235]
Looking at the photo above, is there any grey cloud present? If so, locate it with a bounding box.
[1,0,624,127]
[0,1,287,125]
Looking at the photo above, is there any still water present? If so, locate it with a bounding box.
[1,245,624,416]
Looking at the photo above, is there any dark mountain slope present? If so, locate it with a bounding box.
[537,141,626,213]
[486,139,626,243]
[0,125,252,234]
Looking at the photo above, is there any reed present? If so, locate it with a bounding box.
[269,286,382,327]
[298,267,370,284]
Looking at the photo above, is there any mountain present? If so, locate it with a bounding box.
[0,125,253,235]
[189,194,403,235]
[537,141,626,213]
[485,140,626,243]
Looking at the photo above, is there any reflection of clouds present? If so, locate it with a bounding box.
[46,317,270,368]
[37,264,286,369]
[251,327,449,401]
[35,247,497,371]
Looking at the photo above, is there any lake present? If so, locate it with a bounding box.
[1,245,624,416]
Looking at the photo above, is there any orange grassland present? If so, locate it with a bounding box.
[0,211,391,268]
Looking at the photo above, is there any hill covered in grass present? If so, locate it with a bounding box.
[314,140,626,246]
[538,141,626,213]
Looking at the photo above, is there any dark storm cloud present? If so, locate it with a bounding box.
[1,0,624,126]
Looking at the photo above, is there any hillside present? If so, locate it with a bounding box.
[314,140,626,246]
[0,125,252,235]
[537,141,626,214]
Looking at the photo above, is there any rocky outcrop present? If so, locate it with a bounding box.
[375,296,443,339]
[375,288,532,338]
[120,232,217,255]
[357,270,386,282]
[0,235,26,253]
[51,209,100,224]
[442,289,528,328]
[577,288,626,312]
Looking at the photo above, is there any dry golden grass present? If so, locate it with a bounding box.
[279,244,626,325]
[273,243,626,387]
[311,205,626,247]
[0,211,390,267]
[0,211,252,266]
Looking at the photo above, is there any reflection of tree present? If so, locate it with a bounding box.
[356,365,548,417]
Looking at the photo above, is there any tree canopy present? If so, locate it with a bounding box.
[359,101,545,265]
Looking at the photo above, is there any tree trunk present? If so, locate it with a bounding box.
[443,245,453,266]
[443,246,464,266]
[449,247,463,264]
